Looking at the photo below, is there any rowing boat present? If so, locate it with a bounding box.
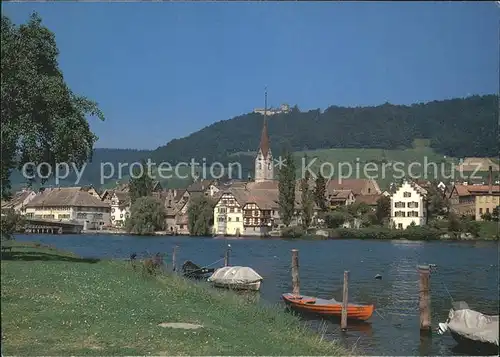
[281,293,374,321]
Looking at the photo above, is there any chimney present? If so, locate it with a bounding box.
[488,165,493,194]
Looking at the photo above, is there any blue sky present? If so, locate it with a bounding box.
[2,2,498,150]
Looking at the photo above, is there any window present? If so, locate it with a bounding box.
[236,217,239,222]
[403,192,411,198]
[408,202,419,208]
[368,188,371,194]
[486,208,490,214]
[180,225,184,229]
[395,202,405,208]
[479,208,483,214]
[230,207,234,213]
[398,223,403,229]
[228,217,232,222]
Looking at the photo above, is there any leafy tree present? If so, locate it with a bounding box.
[361,212,379,227]
[300,162,314,229]
[375,195,391,225]
[125,196,165,235]
[492,206,499,222]
[187,195,215,236]
[464,219,481,238]
[278,151,296,227]
[0,209,25,240]
[1,13,105,199]
[447,213,463,239]
[427,183,449,220]
[324,211,348,229]
[481,212,493,222]
[314,171,327,211]
[129,160,154,204]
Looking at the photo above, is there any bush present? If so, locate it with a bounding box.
[333,226,441,240]
[281,226,305,238]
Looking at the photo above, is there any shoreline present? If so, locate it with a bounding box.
[14,231,498,242]
[1,243,349,356]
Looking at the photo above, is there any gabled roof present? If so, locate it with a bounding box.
[26,187,110,208]
[326,178,381,196]
[1,190,35,209]
[356,194,382,206]
[186,179,214,192]
[327,190,353,201]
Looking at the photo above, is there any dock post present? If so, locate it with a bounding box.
[291,249,300,295]
[224,246,230,267]
[172,245,178,273]
[418,264,431,333]
[341,270,349,331]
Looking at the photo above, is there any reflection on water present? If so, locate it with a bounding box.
[14,234,499,356]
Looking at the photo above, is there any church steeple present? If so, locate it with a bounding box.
[254,87,274,182]
[259,91,270,159]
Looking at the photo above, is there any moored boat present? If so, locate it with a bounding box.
[281,293,374,321]
[208,266,263,291]
[438,301,499,355]
[181,260,215,279]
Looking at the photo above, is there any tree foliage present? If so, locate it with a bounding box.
[125,196,165,235]
[278,151,296,227]
[1,13,105,199]
[313,172,327,212]
[1,209,25,240]
[375,195,391,225]
[300,166,314,229]
[426,183,449,221]
[324,211,348,229]
[128,160,154,204]
[187,195,215,236]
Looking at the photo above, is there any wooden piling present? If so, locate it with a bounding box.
[291,249,300,295]
[418,264,431,332]
[172,245,178,272]
[224,247,230,267]
[341,270,349,331]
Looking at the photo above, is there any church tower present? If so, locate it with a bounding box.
[254,88,274,182]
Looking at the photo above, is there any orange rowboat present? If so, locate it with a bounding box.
[281,293,374,321]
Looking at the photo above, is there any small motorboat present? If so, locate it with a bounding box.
[181,260,215,279]
[208,266,263,291]
[438,301,499,354]
[281,293,374,321]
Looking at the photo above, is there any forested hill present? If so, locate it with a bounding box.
[148,94,498,164]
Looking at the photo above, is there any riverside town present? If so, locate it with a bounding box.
[1,3,499,357]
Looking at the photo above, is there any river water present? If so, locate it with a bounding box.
[13,234,499,356]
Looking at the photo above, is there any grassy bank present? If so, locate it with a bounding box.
[0,243,347,356]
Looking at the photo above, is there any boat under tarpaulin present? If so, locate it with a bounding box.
[438,301,499,354]
[208,266,263,291]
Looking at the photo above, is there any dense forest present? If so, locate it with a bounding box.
[148,95,498,164]
[9,95,498,190]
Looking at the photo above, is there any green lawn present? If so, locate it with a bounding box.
[1,243,347,356]
[478,221,499,239]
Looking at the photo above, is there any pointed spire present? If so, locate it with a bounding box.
[259,87,270,158]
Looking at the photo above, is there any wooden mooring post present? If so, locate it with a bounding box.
[291,249,300,295]
[224,246,230,267]
[172,245,178,273]
[341,270,349,331]
[418,264,431,333]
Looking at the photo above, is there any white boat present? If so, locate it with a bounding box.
[438,301,499,354]
[208,266,263,291]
